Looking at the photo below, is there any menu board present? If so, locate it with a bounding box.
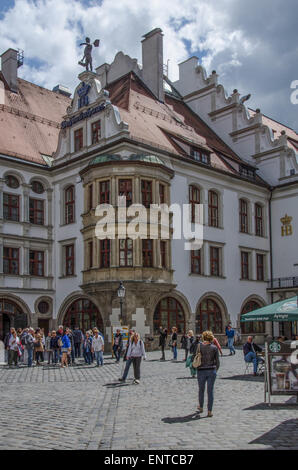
[267,340,298,396]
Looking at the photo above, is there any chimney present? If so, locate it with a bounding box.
[1,48,19,93]
[141,28,164,101]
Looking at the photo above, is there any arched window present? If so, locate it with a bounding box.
[189,185,200,223]
[208,191,219,227]
[196,298,223,334]
[65,186,75,224]
[239,199,248,233]
[5,175,20,189]
[31,181,45,194]
[154,297,185,334]
[0,299,27,339]
[241,301,265,334]
[64,299,103,333]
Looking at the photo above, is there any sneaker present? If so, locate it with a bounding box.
[197,406,203,413]
[207,411,213,418]
[119,378,125,382]
[134,379,140,384]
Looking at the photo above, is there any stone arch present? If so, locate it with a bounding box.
[0,294,32,338]
[152,289,192,334]
[28,175,51,192]
[239,294,267,334]
[2,169,26,186]
[56,291,104,332]
[195,292,229,334]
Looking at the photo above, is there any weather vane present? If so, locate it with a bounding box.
[78,37,100,72]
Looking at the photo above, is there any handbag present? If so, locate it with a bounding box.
[192,344,202,368]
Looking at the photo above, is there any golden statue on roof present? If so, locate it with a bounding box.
[78,37,100,72]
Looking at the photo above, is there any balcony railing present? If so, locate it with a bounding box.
[268,276,298,289]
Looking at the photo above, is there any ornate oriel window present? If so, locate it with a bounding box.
[154,297,185,334]
[196,299,222,334]
[100,240,110,268]
[3,247,19,275]
[29,198,44,225]
[159,184,165,204]
[65,186,75,224]
[119,239,133,267]
[29,250,44,276]
[189,185,200,223]
[208,190,219,227]
[3,193,19,221]
[241,301,265,334]
[64,299,103,333]
[239,199,248,233]
[255,204,263,236]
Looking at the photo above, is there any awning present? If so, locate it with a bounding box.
[241,296,298,322]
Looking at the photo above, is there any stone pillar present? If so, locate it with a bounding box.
[0,178,4,220]
[47,188,53,227]
[22,184,31,223]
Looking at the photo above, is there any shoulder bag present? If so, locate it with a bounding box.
[192,343,202,369]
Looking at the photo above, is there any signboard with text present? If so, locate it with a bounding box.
[267,340,298,396]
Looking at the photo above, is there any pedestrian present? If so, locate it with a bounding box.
[119,329,135,382]
[159,326,167,361]
[4,327,15,362]
[213,336,223,357]
[226,325,236,355]
[8,329,19,368]
[91,329,104,366]
[61,328,71,368]
[170,326,178,361]
[25,328,35,367]
[195,330,220,417]
[49,330,59,364]
[185,330,195,361]
[34,332,44,366]
[113,329,123,363]
[73,326,83,358]
[83,332,92,365]
[45,332,52,364]
[180,333,188,361]
[126,332,146,384]
[243,336,263,376]
[66,328,75,365]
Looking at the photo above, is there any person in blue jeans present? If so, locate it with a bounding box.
[113,330,123,363]
[119,329,135,382]
[91,329,104,366]
[226,325,236,355]
[196,330,220,417]
[171,327,178,361]
[83,332,93,365]
[243,336,263,375]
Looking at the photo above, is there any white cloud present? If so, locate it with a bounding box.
[0,0,297,130]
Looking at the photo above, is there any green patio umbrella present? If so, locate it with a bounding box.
[241,296,298,322]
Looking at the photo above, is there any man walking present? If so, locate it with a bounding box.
[73,326,83,358]
[113,329,123,363]
[226,324,236,355]
[91,329,104,366]
[159,326,167,361]
[25,328,35,367]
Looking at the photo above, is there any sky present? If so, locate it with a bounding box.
[0,0,297,131]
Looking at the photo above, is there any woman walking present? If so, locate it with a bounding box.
[126,332,146,384]
[34,332,44,366]
[171,327,178,361]
[195,330,220,417]
[61,329,71,368]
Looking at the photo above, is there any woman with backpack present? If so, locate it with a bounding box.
[126,332,146,384]
[193,330,220,418]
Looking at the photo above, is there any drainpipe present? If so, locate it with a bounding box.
[269,187,274,335]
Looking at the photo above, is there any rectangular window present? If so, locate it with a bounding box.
[190,147,210,165]
[191,249,201,274]
[65,186,75,224]
[74,128,83,152]
[29,250,44,277]
[142,240,153,267]
[29,198,44,225]
[189,186,200,223]
[141,180,152,208]
[88,241,93,269]
[3,247,19,275]
[159,184,165,204]
[65,244,75,276]
[88,185,93,211]
[210,247,220,277]
[119,179,132,207]
[241,251,249,280]
[255,204,263,236]
[3,193,19,221]
[100,240,110,268]
[99,180,110,204]
[119,239,133,267]
[208,191,219,227]
[160,241,167,268]
[239,200,248,233]
[257,254,264,281]
[91,120,101,144]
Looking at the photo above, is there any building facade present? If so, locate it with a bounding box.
[0,29,297,349]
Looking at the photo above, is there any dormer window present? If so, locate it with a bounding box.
[74,128,83,152]
[239,165,255,180]
[190,147,210,165]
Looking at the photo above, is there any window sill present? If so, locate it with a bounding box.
[59,275,77,279]
[59,222,77,227]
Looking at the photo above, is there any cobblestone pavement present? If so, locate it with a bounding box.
[0,349,297,450]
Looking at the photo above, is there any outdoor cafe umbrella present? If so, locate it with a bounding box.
[241,295,298,323]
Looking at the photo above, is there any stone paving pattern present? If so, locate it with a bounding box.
[0,348,297,450]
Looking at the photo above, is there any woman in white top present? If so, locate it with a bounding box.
[126,332,146,384]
